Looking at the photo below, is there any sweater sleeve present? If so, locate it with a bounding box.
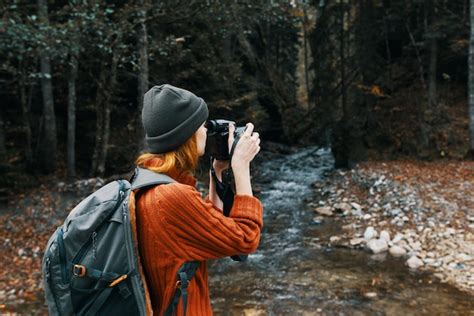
[156,183,263,261]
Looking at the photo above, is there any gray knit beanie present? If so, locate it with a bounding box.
[142,84,209,153]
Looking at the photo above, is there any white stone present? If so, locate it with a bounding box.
[363,214,372,220]
[364,292,378,299]
[456,253,472,262]
[364,227,378,241]
[330,236,341,243]
[350,238,366,246]
[380,230,391,243]
[389,245,406,257]
[367,238,389,254]
[407,256,424,269]
[392,233,403,244]
[315,206,333,216]
[410,241,422,251]
[351,202,362,210]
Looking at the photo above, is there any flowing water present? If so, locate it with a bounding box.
[208,146,474,316]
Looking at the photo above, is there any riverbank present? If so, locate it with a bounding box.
[310,160,474,294]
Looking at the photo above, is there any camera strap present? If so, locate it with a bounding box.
[209,157,248,262]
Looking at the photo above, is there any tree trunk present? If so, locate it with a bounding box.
[96,48,119,176]
[136,0,148,153]
[37,0,57,173]
[0,107,5,158]
[67,54,78,182]
[19,62,33,167]
[340,1,347,122]
[469,0,474,153]
[90,63,106,177]
[302,6,311,109]
[427,0,437,109]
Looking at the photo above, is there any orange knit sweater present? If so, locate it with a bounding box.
[136,162,263,316]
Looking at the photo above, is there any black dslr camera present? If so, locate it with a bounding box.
[206,119,246,160]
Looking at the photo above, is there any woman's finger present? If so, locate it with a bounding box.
[244,123,254,136]
[228,123,235,151]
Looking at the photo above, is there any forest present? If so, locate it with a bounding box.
[1,0,474,314]
[1,0,472,182]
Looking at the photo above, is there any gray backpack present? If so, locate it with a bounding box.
[42,167,200,316]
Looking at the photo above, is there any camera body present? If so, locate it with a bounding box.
[206,119,246,160]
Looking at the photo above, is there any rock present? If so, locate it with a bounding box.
[410,241,422,251]
[350,238,366,246]
[456,253,472,262]
[402,216,410,222]
[390,208,402,217]
[380,230,391,243]
[363,214,372,220]
[342,223,356,231]
[330,236,341,243]
[367,238,389,254]
[312,217,324,225]
[351,202,362,210]
[364,227,378,241]
[392,233,403,244]
[334,202,352,213]
[315,206,333,216]
[407,256,424,269]
[364,292,378,299]
[389,245,407,257]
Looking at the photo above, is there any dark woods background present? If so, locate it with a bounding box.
[1,0,473,193]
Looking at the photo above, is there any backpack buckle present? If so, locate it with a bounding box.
[73,264,87,277]
[175,280,188,289]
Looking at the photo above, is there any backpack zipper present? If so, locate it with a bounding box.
[57,229,68,284]
[46,256,63,316]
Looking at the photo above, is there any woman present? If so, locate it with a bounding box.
[135,84,263,315]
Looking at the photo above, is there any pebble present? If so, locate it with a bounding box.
[407,256,424,269]
[350,238,366,246]
[342,223,356,231]
[364,227,377,241]
[314,206,333,216]
[334,202,352,213]
[390,208,402,217]
[351,202,362,210]
[380,230,391,243]
[389,245,407,257]
[367,238,389,254]
[392,233,403,244]
[364,292,378,299]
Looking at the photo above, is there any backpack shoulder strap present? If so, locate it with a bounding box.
[131,167,176,190]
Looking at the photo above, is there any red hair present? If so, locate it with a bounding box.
[135,133,199,174]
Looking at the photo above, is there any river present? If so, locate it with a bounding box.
[208,146,474,315]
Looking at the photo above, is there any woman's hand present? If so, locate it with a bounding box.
[228,123,261,171]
